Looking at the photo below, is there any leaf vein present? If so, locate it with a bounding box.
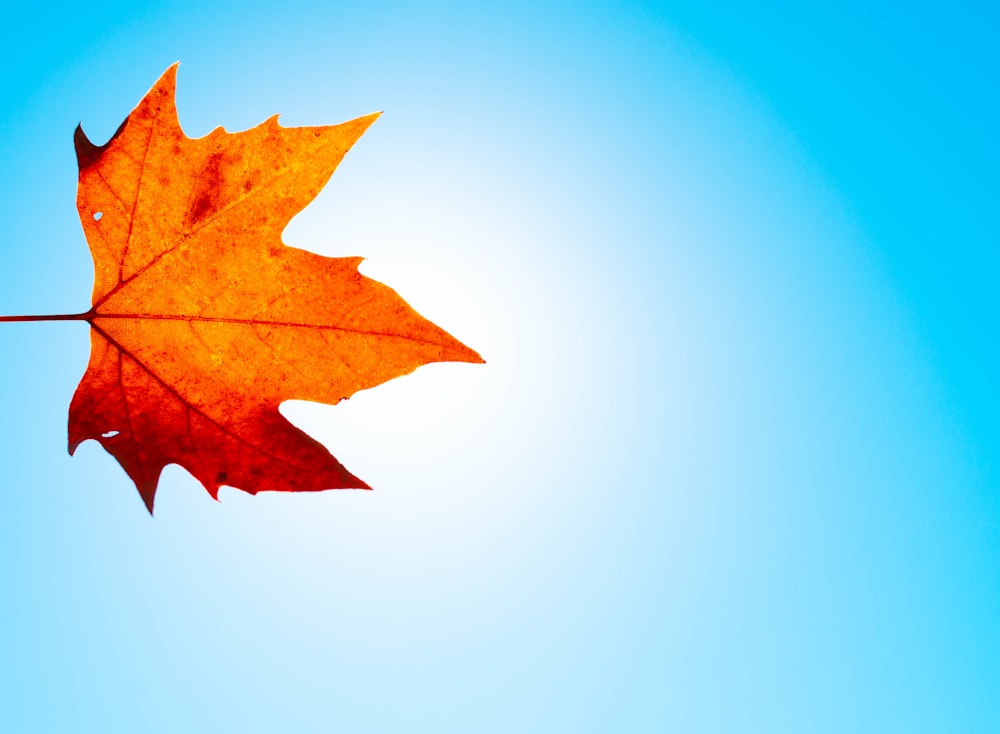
[89,321,320,474]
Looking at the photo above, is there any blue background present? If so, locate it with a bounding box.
[1,1,997,731]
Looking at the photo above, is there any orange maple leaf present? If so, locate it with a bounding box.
[63,64,482,513]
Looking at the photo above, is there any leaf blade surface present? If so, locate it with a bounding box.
[69,64,482,512]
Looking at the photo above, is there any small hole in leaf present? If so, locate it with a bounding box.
[102,430,119,438]
[93,211,103,221]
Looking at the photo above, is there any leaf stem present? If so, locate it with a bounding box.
[0,311,93,322]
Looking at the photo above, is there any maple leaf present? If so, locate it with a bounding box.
[63,64,482,513]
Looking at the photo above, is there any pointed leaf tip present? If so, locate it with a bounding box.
[74,118,129,169]
[73,124,99,168]
[139,481,157,515]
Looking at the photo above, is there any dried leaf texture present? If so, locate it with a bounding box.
[69,64,482,512]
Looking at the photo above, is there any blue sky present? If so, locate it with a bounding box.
[1,1,997,731]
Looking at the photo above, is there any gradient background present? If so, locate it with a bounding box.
[1,1,997,731]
